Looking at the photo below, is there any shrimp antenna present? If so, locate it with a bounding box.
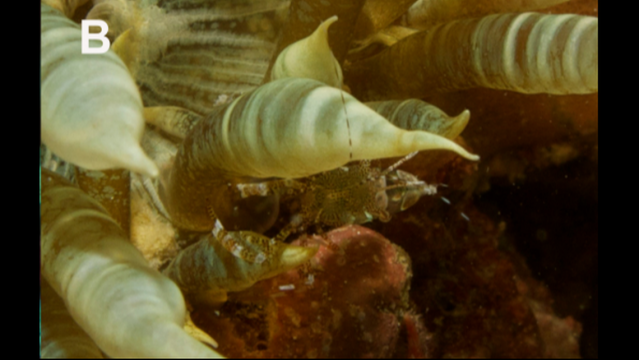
[381,151,419,177]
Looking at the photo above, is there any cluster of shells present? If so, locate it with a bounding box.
[40,0,597,357]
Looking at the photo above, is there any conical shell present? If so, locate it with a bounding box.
[162,77,478,231]
[347,12,598,100]
[41,169,219,357]
[197,77,478,179]
[163,229,318,295]
[271,16,343,87]
[41,4,158,177]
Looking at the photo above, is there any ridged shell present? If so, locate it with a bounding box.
[133,0,288,114]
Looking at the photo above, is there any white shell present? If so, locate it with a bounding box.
[270,16,343,87]
[202,77,479,180]
[41,4,158,177]
[41,278,104,358]
[41,174,220,357]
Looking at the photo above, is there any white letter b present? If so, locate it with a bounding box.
[81,20,110,54]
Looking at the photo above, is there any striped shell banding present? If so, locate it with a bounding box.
[159,77,479,232]
[346,12,598,100]
[40,169,221,358]
[40,0,596,357]
[162,219,317,296]
[41,2,158,177]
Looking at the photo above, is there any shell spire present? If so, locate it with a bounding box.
[271,15,343,87]
[365,99,471,140]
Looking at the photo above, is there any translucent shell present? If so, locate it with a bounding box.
[365,99,471,140]
[163,220,318,296]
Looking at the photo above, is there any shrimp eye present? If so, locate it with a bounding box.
[375,190,388,210]
[401,189,421,211]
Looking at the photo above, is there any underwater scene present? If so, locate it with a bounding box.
[40,0,597,358]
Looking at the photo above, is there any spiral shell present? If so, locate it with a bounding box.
[163,222,317,296]
[161,77,478,231]
[347,12,598,100]
[40,169,219,358]
[40,3,158,177]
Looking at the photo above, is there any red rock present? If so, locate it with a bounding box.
[192,225,413,358]
[403,310,431,359]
